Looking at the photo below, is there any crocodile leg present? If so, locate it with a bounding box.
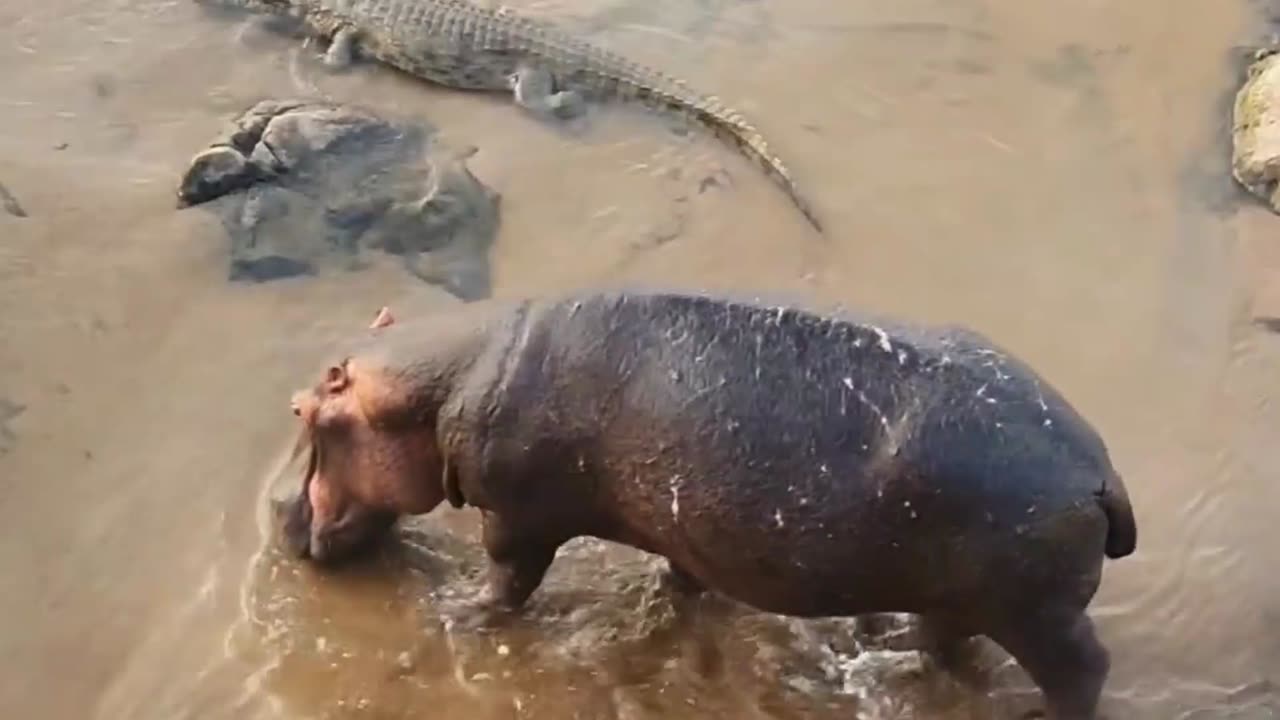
[508,65,586,121]
[323,26,358,68]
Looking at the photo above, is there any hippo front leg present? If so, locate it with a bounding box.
[474,510,565,611]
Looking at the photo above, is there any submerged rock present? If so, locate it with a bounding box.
[1232,49,1280,213]
[177,99,501,300]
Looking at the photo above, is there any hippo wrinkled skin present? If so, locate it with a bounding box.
[280,291,1137,720]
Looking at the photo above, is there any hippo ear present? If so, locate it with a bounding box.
[369,306,395,330]
[324,361,350,394]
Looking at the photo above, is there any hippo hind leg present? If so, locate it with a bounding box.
[660,560,707,597]
[915,614,985,686]
[476,510,565,611]
[989,610,1110,720]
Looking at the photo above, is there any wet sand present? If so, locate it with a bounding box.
[2,0,1279,718]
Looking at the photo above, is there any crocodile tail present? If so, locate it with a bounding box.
[1098,469,1137,559]
[630,83,823,233]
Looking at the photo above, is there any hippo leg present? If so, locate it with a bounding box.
[476,510,564,610]
[917,615,984,685]
[661,560,706,597]
[989,611,1109,720]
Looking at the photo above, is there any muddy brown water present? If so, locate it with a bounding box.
[3,0,1280,718]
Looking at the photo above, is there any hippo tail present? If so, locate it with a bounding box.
[1097,470,1137,559]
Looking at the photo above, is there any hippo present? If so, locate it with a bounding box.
[280,291,1137,720]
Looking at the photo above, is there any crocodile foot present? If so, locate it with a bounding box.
[509,65,587,121]
[323,26,358,69]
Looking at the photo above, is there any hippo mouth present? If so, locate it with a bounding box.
[278,426,398,565]
[275,428,318,559]
[278,431,347,563]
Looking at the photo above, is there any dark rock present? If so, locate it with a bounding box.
[0,181,27,218]
[0,398,25,455]
[176,99,501,301]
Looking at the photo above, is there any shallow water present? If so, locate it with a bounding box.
[2,0,1280,718]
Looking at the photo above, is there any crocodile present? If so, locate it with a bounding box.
[198,0,823,232]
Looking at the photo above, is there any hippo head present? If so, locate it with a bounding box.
[281,322,449,564]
